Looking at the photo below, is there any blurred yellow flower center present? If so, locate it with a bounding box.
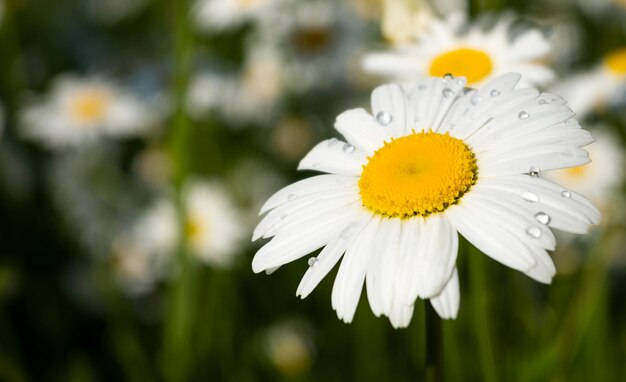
[235,0,263,10]
[70,90,109,123]
[565,165,587,179]
[429,48,493,85]
[359,131,477,218]
[605,48,626,75]
[185,218,202,241]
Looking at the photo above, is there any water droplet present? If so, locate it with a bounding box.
[490,89,500,97]
[327,138,339,147]
[529,167,540,177]
[518,111,530,120]
[456,78,466,86]
[443,73,453,80]
[307,257,319,267]
[561,190,571,198]
[342,143,355,154]
[287,193,297,201]
[538,99,548,105]
[462,87,472,95]
[520,191,539,203]
[376,111,393,126]
[526,226,542,238]
[471,95,482,105]
[535,212,551,225]
[418,84,427,90]
[442,88,454,99]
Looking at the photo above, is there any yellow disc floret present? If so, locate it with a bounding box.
[605,48,626,75]
[359,131,477,218]
[429,48,493,85]
[70,90,110,124]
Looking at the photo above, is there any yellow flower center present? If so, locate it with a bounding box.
[70,90,109,124]
[359,131,477,218]
[565,165,587,179]
[429,48,493,85]
[185,217,202,241]
[605,48,626,75]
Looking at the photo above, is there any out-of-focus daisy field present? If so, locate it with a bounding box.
[0,0,625,381]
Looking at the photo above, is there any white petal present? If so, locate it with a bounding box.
[388,301,414,329]
[478,145,590,177]
[334,108,390,156]
[259,174,357,215]
[370,83,408,138]
[374,218,403,316]
[430,268,460,320]
[298,139,366,176]
[252,203,361,273]
[296,213,372,299]
[446,199,536,272]
[331,215,379,323]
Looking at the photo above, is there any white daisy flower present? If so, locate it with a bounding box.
[549,47,626,119]
[19,75,157,149]
[253,0,365,93]
[362,14,554,88]
[542,127,624,211]
[183,179,246,268]
[113,199,178,295]
[192,0,280,33]
[252,73,600,327]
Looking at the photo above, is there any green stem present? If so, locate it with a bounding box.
[163,0,194,381]
[468,244,497,382]
[425,304,443,382]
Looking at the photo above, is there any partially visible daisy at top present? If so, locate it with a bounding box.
[192,0,281,33]
[252,0,365,93]
[542,127,624,214]
[19,75,158,149]
[253,73,599,327]
[362,13,554,88]
[549,47,626,119]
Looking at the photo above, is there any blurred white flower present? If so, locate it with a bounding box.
[362,13,554,87]
[113,199,178,295]
[183,179,246,267]
[253,0,365,92]
[262,320,314,377]
[192,0,280,33]
[549,47,626,118]
[542,128,624,211]
[380,0,438,45]
[19,75,158,149]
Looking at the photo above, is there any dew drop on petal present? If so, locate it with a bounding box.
[471,95,482,105]
[442,88,455,99]
[520,191,539,203]
[490,89,500,97]
[287,193,297,201]
[535,212,551,225]
[529,167,540,177]
[342,143,355,154]
[328,138,339,147]
[518,111,530,120]
[443,73,454,80]
[526,226,542,238]
[561,190,571,198]
[307,257,319,267]
[376,111,393,126]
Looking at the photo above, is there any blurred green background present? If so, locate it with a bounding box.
[0,0,625,381]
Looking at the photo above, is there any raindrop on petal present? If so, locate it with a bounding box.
[376,111,393,126]
[471,95,482,105]
[518,111,530,120]
[520,191,539,203]
[287,193,297,201]
[535,212,551,225]
[342,143,355,154]
[561,190,571,198]
[442,88,455,99]
[490,89,500,97]
[308,257,319,267]
[526,226,542,238]
[529,167,540,177]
